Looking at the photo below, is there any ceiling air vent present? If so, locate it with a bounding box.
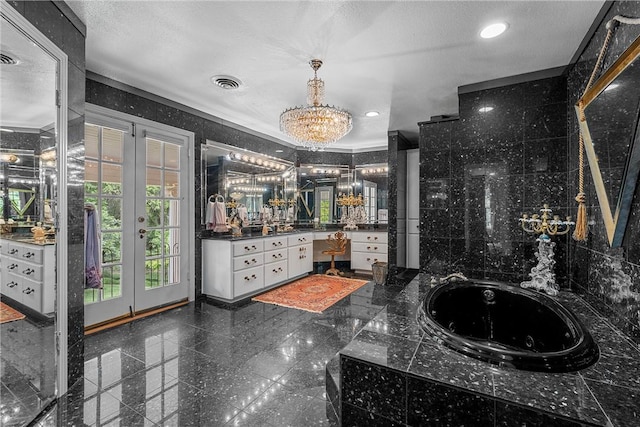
[211,75,242,90]
[0,53,19,65]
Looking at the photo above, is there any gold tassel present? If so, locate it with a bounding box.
[573,193,588,241]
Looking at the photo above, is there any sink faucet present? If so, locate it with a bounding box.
[439,272,468,284]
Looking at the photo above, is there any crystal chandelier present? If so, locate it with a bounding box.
[280,59,352,151]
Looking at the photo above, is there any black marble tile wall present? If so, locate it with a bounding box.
[10,0,87,390]
[387,131,413,280]
[419,75,569,285]
[567,0,640,346]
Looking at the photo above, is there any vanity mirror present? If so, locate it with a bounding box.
[297,164,351,224]
[202,141,295,226]
[576,34,640,247]
[354,163,389,223]
[0,3,69,423]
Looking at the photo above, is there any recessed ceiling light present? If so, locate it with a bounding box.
[604,83,619,92]
[365,111,379,117]
[480,22,508,39]
[479,106,494,113]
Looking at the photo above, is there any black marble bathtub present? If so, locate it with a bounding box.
[329,274,640,426]
[417,280,599,373]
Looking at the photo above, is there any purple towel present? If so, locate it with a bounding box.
[84,206,102,289]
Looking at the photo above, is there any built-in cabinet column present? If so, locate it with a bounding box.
[406,149,420,269]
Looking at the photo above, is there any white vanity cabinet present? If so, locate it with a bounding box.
[287,233,313,279]
[350,231,388,273]
[202,233,313,303]
[0,239,55,315]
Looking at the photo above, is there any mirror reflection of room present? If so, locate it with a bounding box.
[202,141,296,232]
[0,9,59,426]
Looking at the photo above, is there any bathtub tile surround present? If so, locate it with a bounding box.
[567,0,640,347]
[418,74,570,285]
[337,275,640,426]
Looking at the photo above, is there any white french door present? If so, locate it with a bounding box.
[84,114,190,326]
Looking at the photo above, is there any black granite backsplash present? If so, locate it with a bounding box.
[567,0,640,346]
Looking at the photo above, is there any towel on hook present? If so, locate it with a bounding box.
[84,204,102,289]
[212,201,228,232]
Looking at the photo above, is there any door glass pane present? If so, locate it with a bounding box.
[101,199,122,230]
[164,257,180,285]
[102,128,123,162]
[101,163,122,195]
[146,168,162,197]
[102,232,122,263]
[101,265,122,301]
[164,144,179,170]
[164,171,179,197]
[165,229,180,255]
[146,138,163,167]
[85,160,98,193]
[145,260,162,289]
[146,199,162,227]
[163,200,175,226]
[85,124,99,159]
[146,230,162,257]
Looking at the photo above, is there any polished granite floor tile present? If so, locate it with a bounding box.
[37,280,387,425]
[1,315,56,427]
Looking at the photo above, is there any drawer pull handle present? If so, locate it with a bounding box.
[23,252,35,259]
[23,268,35,275]
[9,249,18,255]
[7,281,18,288]
[8,264,17,270]
[23,287,34,295]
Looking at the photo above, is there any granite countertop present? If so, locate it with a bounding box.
[0,234,56,246]
[339,274,640,426]
[202,224,388,241]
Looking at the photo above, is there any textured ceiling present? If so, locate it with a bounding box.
[66,1,605,151]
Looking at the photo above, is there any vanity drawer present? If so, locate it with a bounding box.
[264,237,287,250]
[264,248,287,264]
[6,260,43,282]
[233,253,264,271]
[351,232,388,244]
[3,274,23,302]
[5,243,43,264]
[264,260,288,287]
[20,278,43,312]
[288,234,312,246]
[352,242,388,254]
[351,251,388,271]
[232,240,264,256]
[233,266,264,297]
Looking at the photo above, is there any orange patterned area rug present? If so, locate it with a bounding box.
[0,302,26,324]
[252,274,369,313]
